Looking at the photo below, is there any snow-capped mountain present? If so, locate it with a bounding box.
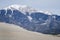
[4,4,52,15]
[4,4,37,15]
[0,4,60,35]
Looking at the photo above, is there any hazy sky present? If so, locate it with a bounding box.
[0,0,60,15]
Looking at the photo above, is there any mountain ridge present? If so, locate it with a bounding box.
[0,4,60,35]
[3,4,52,15]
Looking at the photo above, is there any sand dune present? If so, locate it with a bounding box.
[0,22,60,40]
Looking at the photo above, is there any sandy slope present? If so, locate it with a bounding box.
[0,22,60,40]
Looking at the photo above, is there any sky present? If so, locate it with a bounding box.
[0,0,60,15]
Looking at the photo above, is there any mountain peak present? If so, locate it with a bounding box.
[11,4,26,9]
[5,4,28,10]
[4,4,52,15]
[4,4,37,13]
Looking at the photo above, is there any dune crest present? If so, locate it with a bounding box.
[0,22,60,40]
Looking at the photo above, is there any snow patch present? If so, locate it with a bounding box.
[4,4,52,15]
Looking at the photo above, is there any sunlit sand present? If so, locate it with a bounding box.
[0,22,60,40]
